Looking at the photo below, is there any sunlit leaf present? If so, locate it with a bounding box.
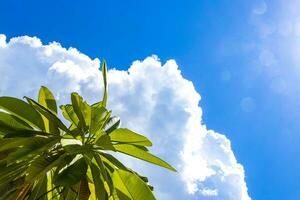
[114,144,176,172]
[38,86,59,133]
[24,97,68,134]
[101,60,108,107]
[109,128,152,146]
[113,169,155,200]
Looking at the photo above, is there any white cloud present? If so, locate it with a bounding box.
[0,34,251,200]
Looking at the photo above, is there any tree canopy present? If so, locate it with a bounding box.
[0,61,175,200]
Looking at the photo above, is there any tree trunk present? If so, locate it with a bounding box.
[78,177,90,200]
[11,182,32,200]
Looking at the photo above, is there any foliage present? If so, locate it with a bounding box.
[0,61,176,200]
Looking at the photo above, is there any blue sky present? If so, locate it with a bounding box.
[1,0,300,199]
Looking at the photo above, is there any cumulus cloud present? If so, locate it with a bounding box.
[0,34,250,200]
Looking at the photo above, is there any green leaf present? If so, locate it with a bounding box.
[38,86,59,133]
[61,138,82,147]
[112,169,155,200]
[0,97,44,130]
[5,136,60,164]
[101,60,108,107]
[0,112,32,134]
[54,157,88,186]
[3,129,48,138]
[89,163,108,200]
[95,134,115,151]
[60,104,79,126]
[26,152,66,181]
[27,175,47,200]
[114,144,176,172]
[0,137,34,152]
[90,105,108,135]
[71,93,91,131]
[93,153,114,194]
[38,86,57,114]
[24,97,69,134]
[99,153,127,171]
[0,162,28,184]
[109,128,152,146]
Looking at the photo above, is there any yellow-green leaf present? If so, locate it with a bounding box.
[38,86,57,114]
[101,60,107,107]
[25,97,69,134]
[38,86,59,133]
[109,128,152,146]
[114,144,176,172]
[112,169,155,200]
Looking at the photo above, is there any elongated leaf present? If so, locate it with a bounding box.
[71,93,91,131]
[0,137,34,152]
[27,175,47,200]
[4,129,49,138]
[93,154,114,194]
[0,97,44,130]
[114,144,176,172]
[109,128,152,146]
[26,152,66,181]
[0,112,32,134]
[99,153,127,171]
[61,138,82,147]
[60,104,79,126]
[89,163,107,200]
[47,171,53,200]
[25,97,69,134]
[0,162,28,184]
[101,60,108,107]
[38,86,59,133]
[88,183,96,200]
[38,86,57,114]
[112,169,155,200]
[5,136,60,164]
[90,105,108,135]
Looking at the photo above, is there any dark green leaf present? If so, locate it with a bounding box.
[0,112,32,134]
[54,157,87,186]
[24,97,69,134]
[0,97,44,130]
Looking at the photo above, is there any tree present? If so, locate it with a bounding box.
[0,61,176,200]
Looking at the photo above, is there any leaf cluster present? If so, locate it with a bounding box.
[0,61,175,200]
